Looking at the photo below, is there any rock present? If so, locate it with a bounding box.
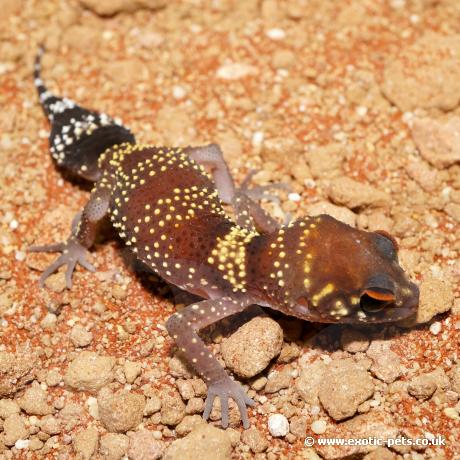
[261,137,303,163]
[408,369,450,400]
[340,328,370,353]
[155,106,196,146]
[277,342,301,363]
[216,62,258,80]
[289,415,307,439]
[311,420,327,435]
[0,349,37,396]
[78,0,166,16]
[221,316,283,378]
[3,414,28,446]
[412,117,460,169]
[267,413,289,437]
[363,447,396,460]
[264,367,292,393]
[124,360,142,384]
[316,412,397,459]
[175,414,205,436]
[144,395,162,416]
[381,33,460,112]
[64,351,115,392]
[295,360,327,405]
[446,203,460,222]
[62,25,101,52]
[159,387,186,426]
[305,201,357,227]
[70,324,93,347]
[18,385,53,415]
[40,415,61,435]
[98,390,145,433]
[308,143,344,179]
[318,359,375,421]
[164,424,232,460]
[99,433,129,460]
[73,426,99,460]
[241,426,268,453]
[343,411,398,441]
[127,430,165,460]
[366,340,402,383]
[404,158,441,192]
[104,59,149,85]
[46,369,62,387]
[400,276,454,326]
[0,399,20,419]
[450,363,460,393]
[327,177,390,209]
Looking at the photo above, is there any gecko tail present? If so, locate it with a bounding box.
[33,47,136,181]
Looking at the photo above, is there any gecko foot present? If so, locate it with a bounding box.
[29,238,95,288]
[239,169,290,205]
[203,377,255,429]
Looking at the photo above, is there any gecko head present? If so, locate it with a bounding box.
[289,216,419,324]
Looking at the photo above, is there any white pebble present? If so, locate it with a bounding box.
[15,251,26,261]
[86,396,99,419]
[288,192,301,202]
[311,420,327,434]
[267,413,289,437]
[15,439,29,449]
[252,131,264,148]
[216,62,257,80]
[266,28,286,40]
[172,85,186,100]
[429,322,442,335]
[9,220,18,230]
[356,106,368,117]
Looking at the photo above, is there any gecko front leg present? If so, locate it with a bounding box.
[29,173,113,288]
[186,144,287,233]
[166,296,255,428]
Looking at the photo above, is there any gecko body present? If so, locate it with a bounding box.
[31,50,419,428]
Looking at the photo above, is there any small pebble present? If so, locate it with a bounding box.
[172,85,186,99]
[288,192,301,202]
[311,420,327,435]
[266,28,286,40]
[252,131,264,148]
[15,439,29,449]
[267,413,289,437]
[429,322,442,335]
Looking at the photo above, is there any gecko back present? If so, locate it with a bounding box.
[34,48,135,181]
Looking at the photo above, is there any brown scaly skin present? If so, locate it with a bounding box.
[30,51,419,429]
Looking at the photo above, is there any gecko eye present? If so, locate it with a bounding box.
[360,273,396,314]
[374,231,398,260]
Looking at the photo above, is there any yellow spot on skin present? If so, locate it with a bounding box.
[312,283,335,306]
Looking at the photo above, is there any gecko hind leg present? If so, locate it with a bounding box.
[166,296,256,428]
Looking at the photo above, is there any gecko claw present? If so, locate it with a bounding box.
[29,238,95,288]
[203,377,254,429]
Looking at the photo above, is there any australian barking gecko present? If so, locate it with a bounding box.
[30,49,419,429]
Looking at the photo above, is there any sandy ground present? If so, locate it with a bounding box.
[0,0,459,459]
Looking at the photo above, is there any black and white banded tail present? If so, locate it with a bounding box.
[34,48,136,181]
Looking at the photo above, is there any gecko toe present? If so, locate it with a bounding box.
[204,377,253,429]
[31,237,95,288]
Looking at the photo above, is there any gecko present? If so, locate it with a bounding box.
[30,49,419,429]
